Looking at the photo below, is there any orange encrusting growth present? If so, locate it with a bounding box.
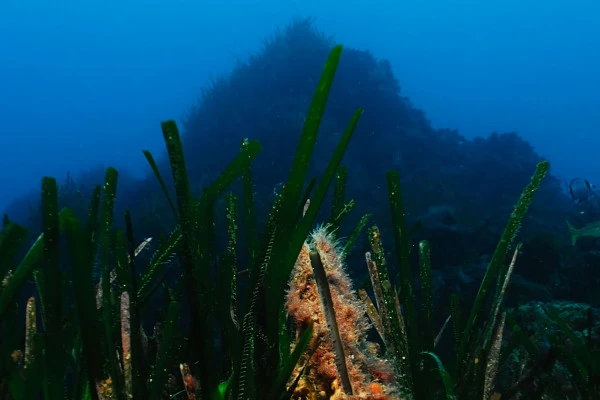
[286,226,401,400]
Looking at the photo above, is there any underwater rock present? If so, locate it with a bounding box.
[178,19,572,280]
[501,300,600,398]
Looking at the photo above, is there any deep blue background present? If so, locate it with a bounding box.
[1,0,599,213]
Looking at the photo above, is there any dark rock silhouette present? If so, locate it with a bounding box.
[4,18,592,309]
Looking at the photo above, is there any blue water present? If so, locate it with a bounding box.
[1,0,599,213]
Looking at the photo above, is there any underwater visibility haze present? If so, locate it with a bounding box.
[1,1,600,399]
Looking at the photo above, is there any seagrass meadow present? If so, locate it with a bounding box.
[0,45,597,400]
